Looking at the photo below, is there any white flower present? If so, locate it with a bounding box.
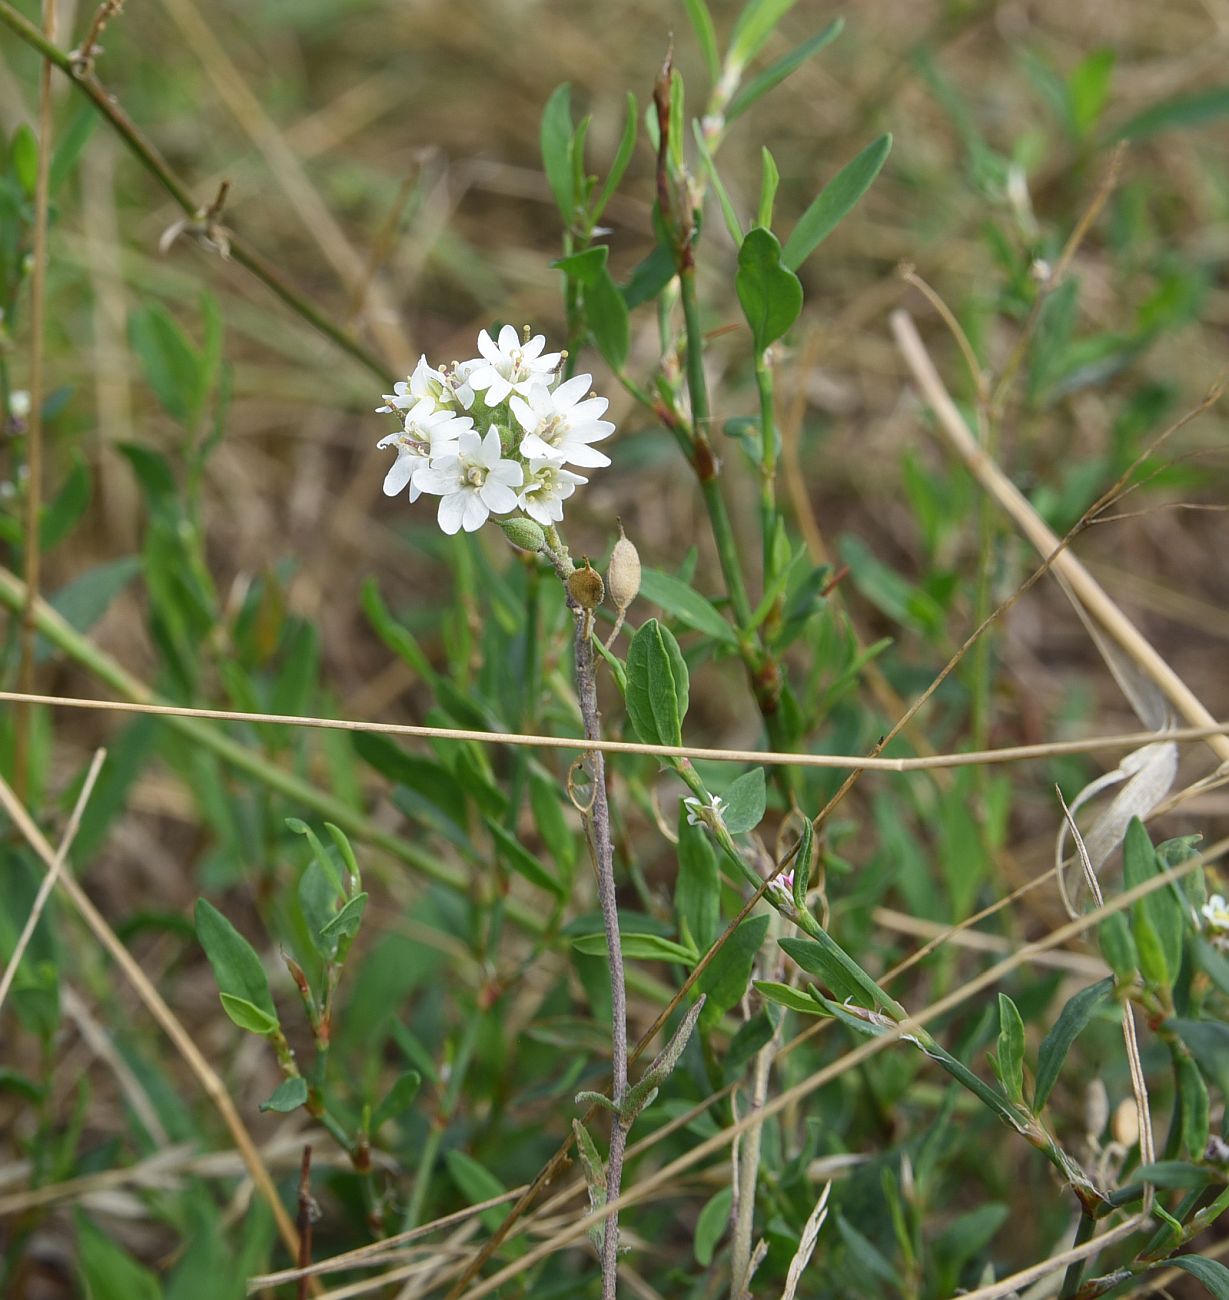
[378,399,473,501]
[1203,894,1229,933]
[511,374,615,468]
[377,356,477,415]
[376,355,439,414]
[517,458,587,526]
[468,325,561,405]
[8,390,31,420]
[683,793,727,828]
[415,428,524,534]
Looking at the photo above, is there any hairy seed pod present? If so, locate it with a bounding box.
[607,519,641,612]
[497,516,547,553]
[568,557,605,610]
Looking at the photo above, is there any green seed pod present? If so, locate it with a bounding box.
[607,519,641,612]
[568,557,605,610]
[497,516,547,553]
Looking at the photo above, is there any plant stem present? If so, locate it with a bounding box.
[0,0,392,385]
[755,353,777,594]
[678,266,753,629]
[1060,1209,1096,1297]
[574,608,628,1298]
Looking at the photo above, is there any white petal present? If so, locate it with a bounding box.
[569,419,616,444]
[522,334,545,360]
[477,427,503,465]
[570,396,609,421]
[519,433,556,460]
[461,492,490,531]
[438,492,468,534]
[553,374,592,406]
[509,396,536,433]
[489,459,524,487]
[480,479,519,514]
[383,456,415,496]
[497,323,520,353]
[562,443,612,468]
[376,432,400,449]
[476,330,499,363]
[415,467,456,495]
[456,430,481,458]
[484,376,512,405]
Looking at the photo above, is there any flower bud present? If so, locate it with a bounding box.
[497,516,546,553]
[607,518,641,612]
[568,557,605,610]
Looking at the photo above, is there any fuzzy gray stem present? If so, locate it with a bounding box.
[574,614,628,1298]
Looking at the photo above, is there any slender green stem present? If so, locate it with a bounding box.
[755,353,777,593]
[0,0,392,385]
[1061,1210,1097,1297]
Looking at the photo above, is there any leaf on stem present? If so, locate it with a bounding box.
[736,227,803,352]
[782,134,892,271]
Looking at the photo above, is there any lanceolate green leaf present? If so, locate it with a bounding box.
[541,83,575,222]
[722,767,766,834]
[1160,1255,1229,1298]
[592,92,638,226]
[782,134,892,271]
[737,226,803,352]
[625,619,689,746]
[697,915,769,1025]
[585,266,630,371]
[728,18,845,122]
[194,899,278,1030]
[1033,978,1114,1109]
[486,818,566,899]
[638,567,737,645]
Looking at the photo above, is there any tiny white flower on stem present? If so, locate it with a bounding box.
[468,325,561,405]
[511,374,615,468]
[518,458,587,525]
[376,355,440,414]
[415,427,524,534]
[378,399,473,501]
[1203,894,1229,933]
[683,793,727,828]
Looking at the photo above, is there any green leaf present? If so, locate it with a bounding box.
[194,899,278,1030]
[77,1215,161,1300]
[319,892,367,942]
[694,1184,732,1266]
[638,567,737,645]
[995,993,1026,1104]
[1133,1161,1218,1189]
[1167,1019,1229,1098]
[360,577,436,684]
[39,457,91,552]
[1123,817,1183,986]
[676,812,719,951]
[1033,978,1113,1109]
[486,818,566,899]
[50,104,97,195]
[723,1008,776,1081]
[585,266,630,371]
[722,768,766,834]
[727,19,844,121]
[782,134,892,272]
[791,817,813,911]
[781,931,897,1013]
[1067,49,1115,137]
[218,993,278,1036]
[372,1070,422,1131]
[754,980,822,1015]
[592,92,638,225]
[1098,911,1138,981]
[1116,85,1229,140]
[129,303,204,426]
[756,147,779,229]
[259,1077,308,1113]
[692,120,743,246]
[730,0,798,68]
[541,83,575,222]
[1178,1052,1210,1158]
[1160,1256,1229,1298]
[625,619,689,747]
[552,245,607,287]
[836,1213,902,1289]
[682,0,720,83]
[10,125,37,197]
[698,915,769,1025]
[445,1150,508,1231]
[572,932,696,964]
[736,226,803,352]
[38,558,141,664]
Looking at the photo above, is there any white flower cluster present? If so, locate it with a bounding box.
[377,325,615,535]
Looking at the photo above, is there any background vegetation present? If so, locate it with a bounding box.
[1,0,1227,1296]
